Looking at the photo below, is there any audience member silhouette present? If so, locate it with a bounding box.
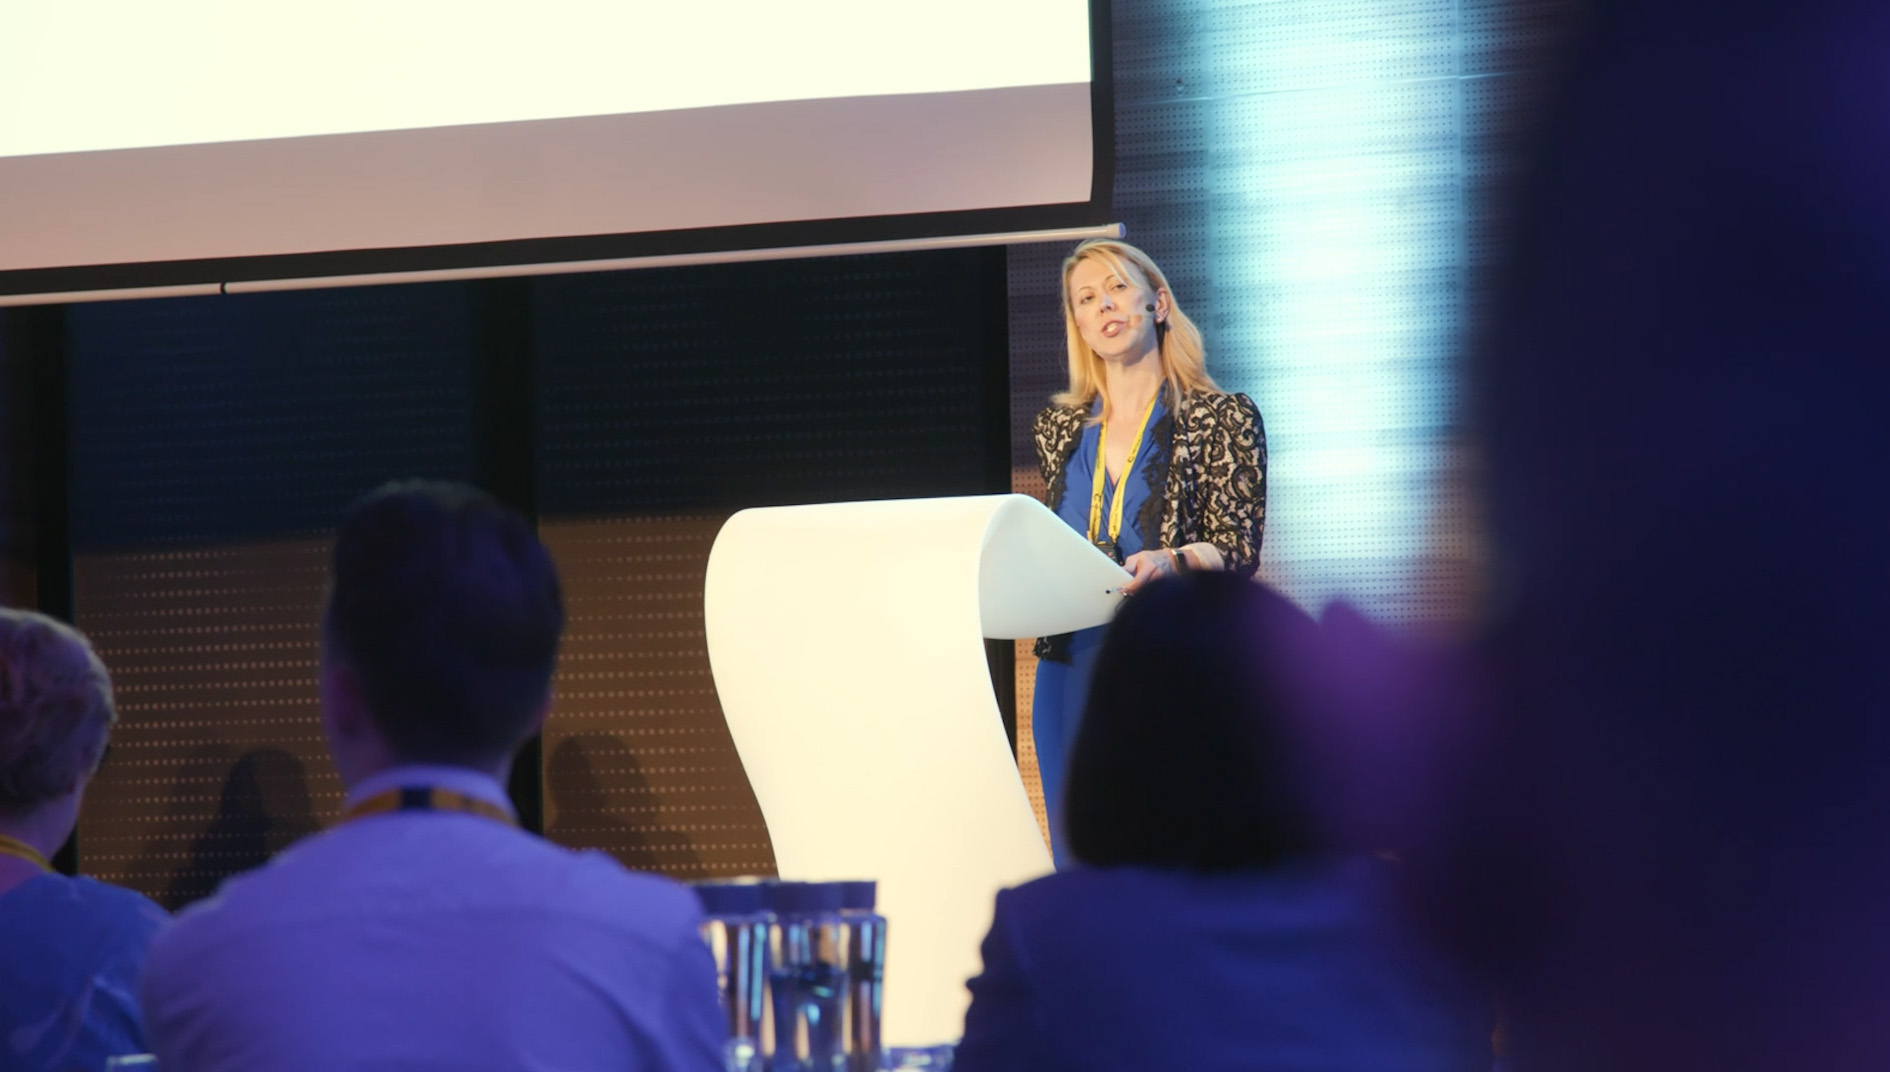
[1427,3,1890,1069]
[955,573,1490,1072]
[139,481,727,1071]
[0,608,168,1072]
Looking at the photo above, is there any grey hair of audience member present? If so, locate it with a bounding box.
[0,609,116,815]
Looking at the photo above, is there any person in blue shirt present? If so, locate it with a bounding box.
[1029,239,1267,865]
[0,608,169,1072]
[960,575,1489,1072]
[139,481,728,1072]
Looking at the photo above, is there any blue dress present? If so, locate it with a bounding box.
[0,873,168,1072]
[1033,396,1166,868]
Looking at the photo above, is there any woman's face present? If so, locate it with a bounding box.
[1067,256,1164,364]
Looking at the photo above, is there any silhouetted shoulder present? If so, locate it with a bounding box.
[559,847,706,933]
[66,875,170,933]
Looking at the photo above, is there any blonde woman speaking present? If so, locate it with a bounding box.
[1029,239,1266,866]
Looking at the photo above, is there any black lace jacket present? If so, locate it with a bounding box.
[1031,390,1267,661]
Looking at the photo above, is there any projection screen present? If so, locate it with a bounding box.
[0,0,1109,298]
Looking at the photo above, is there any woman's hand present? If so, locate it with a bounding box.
[1120,549,1180,592]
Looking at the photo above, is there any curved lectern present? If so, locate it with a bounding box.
[703,494,1130,1046]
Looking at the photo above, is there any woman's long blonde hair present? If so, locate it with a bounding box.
[1053,239,1219,412]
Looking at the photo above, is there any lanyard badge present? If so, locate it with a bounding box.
[342,786,518,827]
[1086,392,1160,565]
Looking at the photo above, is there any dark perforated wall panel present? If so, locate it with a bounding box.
[75,541,333,905]
[0,311,30,606]
[539,516,770,878]
[65,288,475,549]
[67,286,477,905]
[534,249,1010,878]
[535,251,1007,515]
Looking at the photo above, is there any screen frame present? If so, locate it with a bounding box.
[0,0,1114,300]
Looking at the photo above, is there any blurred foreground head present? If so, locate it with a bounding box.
[1464,2,1890,1068]
[1066,572,1322,871]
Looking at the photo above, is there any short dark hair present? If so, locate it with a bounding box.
[1064,573,1321,871]
[323,481,564,766]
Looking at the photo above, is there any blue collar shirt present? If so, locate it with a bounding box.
[140,763,727,1072]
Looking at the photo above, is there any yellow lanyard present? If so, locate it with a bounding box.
[0,833,50,871]
[342,786,518,827]
[1086,391,1161,557]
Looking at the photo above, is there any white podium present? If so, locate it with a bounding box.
[703,494,1129,1046]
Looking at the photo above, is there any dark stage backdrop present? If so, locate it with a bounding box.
[57,249,1009,906]
[0,312,31,607]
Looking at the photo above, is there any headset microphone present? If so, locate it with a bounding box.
[1145,303,1156,312]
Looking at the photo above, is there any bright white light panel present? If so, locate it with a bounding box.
[0,1,1095,285]
[1,1,1091,159]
